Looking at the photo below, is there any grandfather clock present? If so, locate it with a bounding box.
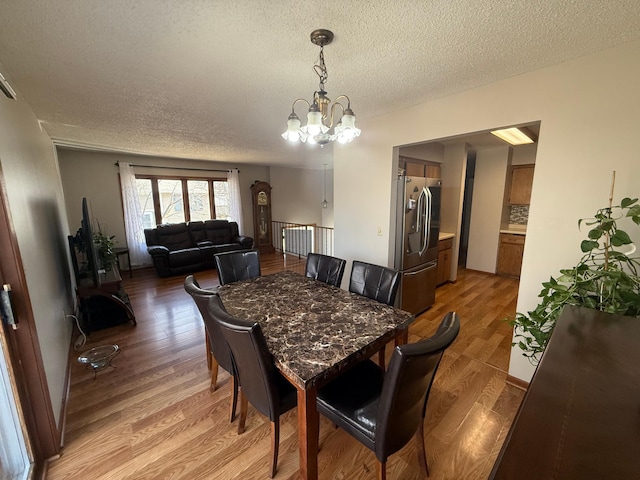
[250,181,275,254]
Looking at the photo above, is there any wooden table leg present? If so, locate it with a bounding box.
[297,385,319,480]
[394,327,409,346]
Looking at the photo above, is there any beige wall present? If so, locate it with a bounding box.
[439,143,468,281]
[270,166,334,227]
[512,143,537,165]
[57,149,270,244]
[334,39,640,382]
[0,80,74,426]
[466,146,511,273]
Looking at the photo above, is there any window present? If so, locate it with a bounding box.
[136,178,155,229]
[187,180,211,222]
[135,175,229,226]
[213,180,230,220]
[158,179,185,224]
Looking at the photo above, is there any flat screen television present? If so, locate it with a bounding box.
[82,197,101,288]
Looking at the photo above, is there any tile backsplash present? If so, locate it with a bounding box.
[510,205,529,225]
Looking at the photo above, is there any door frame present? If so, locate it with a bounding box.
[0,163,60,476]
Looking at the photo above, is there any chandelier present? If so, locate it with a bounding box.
[282,29,361,146]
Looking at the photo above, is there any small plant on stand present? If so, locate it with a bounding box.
[509,172,640,365]
[93,223,117,272]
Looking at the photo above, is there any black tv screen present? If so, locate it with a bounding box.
[82,197,100,288]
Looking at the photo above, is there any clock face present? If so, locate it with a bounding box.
[257,191,268,205]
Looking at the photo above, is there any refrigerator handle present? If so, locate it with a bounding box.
[419,187,430,256]
[415,185,423,232]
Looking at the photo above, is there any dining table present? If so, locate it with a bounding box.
[217,270,415,480]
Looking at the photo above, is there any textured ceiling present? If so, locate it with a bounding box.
[0,1,639,168]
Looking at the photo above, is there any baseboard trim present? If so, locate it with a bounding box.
[506,374,529,391]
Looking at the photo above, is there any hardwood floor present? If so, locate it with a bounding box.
[48,253,524,480]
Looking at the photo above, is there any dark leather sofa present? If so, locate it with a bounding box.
[144,220,253,277]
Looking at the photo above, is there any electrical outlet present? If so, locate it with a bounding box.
[377,226,383,236]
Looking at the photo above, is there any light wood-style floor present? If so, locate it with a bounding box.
[48,253,524,480]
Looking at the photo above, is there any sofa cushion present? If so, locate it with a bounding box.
[198,244,217,264]
[215,243,242,254]
[204,220,233,244]
[168,248,202,268]
[156,224,193,250]
[188,221,207,243]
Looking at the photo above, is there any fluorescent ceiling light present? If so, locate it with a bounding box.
[0,72,17,99]
[491,127,535,145]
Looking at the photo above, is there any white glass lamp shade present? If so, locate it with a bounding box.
[333,113,361,144]
[304,110,324,137]
[282,116,302,142]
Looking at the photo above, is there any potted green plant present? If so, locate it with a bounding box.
[510,182,640,365]
[93,230,117,271]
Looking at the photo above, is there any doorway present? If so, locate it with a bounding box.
[459,153,476,267]
[0,197,33,480]
[398,122,539,279]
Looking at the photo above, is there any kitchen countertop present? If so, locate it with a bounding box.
[499,229,526,236]
[439,232,455,240]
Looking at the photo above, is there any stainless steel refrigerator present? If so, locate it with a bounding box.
[394,176,442,314]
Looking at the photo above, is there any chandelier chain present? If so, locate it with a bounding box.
[313,46,328,92]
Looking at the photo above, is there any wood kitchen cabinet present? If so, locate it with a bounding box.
[497,233,525,278]
[400,156,441,178]
[405,161,425,177]
[437,237,453,285]
[508,164,534,205]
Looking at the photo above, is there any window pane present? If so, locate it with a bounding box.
[213,181,230,219]
[136,178,156,229]
[187,180,211,221]
[158,179,185,224]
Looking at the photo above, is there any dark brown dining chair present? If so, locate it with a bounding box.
[316,312,460,480]
[305,252,346,287]
[214,249,261,286]
[183,275,238,422]
[208,295,297,478]
[349,260,401,369]
[349,260,400,306]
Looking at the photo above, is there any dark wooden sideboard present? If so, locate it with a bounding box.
[490,305,640,479]
[77,265,135,332]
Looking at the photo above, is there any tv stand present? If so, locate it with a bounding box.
[77,265,136,332]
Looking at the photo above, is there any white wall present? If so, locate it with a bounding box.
[439,144,467,281]
[334,39,640,382]
[270,166,334,227]
[0,80,74,426]
[466,146,511,273]
[512,143,537,165]
[399,142,444,163]
[57,149,270,243]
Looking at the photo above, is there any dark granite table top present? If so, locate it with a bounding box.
[217,270,414,389]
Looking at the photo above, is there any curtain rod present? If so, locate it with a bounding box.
[114,162,237,173]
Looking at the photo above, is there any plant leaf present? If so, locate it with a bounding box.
[611,230,632,246]
[581,240,599,252]
[621,197,638,208]
[587,228,602,240]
